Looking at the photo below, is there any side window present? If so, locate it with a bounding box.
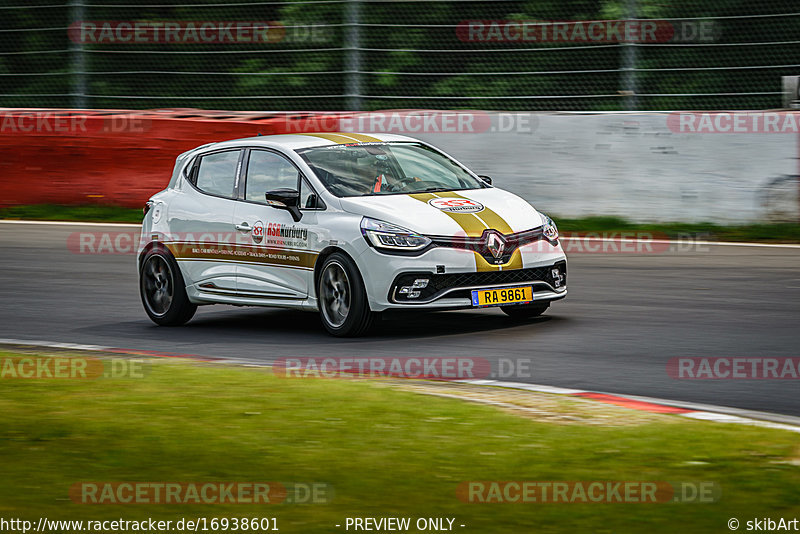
[245,150,300,204]
[299,178,319,209]
[195,150,240,198]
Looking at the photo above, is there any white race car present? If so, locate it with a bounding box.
[138,132,567,336]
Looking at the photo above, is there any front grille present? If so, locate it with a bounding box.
[391,261,566,303]
[429,226,545,265]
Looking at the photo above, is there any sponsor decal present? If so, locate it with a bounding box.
[182,246,316,269]
[266,223,308,241]
[411,192,518,272]
[428,197,485,214]
[252,220,264,244]
[265,222,309,248]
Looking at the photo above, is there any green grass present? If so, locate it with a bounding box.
[0,204,143,223]
[1,205,799,242]
[0,353,799,533]
[554,215,800,243]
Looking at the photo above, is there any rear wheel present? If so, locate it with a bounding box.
[501,302,549,319]
[317,252,375,337]
[139,247,197,326]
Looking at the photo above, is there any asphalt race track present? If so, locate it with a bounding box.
[1,222,799,416]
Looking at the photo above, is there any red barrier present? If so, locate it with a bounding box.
[0,109,302,208]
[0,108,495,208]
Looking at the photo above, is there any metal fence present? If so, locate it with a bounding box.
[1,0,799,111]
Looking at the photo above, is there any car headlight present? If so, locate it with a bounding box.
[541,214,558,243]
[361,217,431,251]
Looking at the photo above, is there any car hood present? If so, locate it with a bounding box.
[338,188,544,237]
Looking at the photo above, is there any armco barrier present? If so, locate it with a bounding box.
[1,109,798,222]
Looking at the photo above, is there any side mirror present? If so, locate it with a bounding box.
[265,188,302,222]
[478,175,492,185]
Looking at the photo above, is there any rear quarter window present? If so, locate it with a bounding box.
[194,150,240,198]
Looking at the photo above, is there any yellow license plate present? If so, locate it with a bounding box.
[471,286,533,307]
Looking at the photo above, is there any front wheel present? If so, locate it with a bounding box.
[501,302,549,319]
[139,247,197,326]
[317,252,376,337]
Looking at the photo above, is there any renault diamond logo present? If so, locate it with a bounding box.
[486,232,506,259]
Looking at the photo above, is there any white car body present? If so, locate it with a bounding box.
[138,132,567,334]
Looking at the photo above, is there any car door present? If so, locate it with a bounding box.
[233,148,315,299]
[166,148,242,292]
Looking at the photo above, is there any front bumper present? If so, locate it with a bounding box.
[390,261,566,305]
[355,242,567,311]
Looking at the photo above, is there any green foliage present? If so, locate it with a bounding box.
[0,0,797,111]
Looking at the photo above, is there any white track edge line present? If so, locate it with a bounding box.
[458,379,800,432]
[2,337,799,433]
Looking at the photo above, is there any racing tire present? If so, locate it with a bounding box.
[139,247,197,326]
[317,252,376,337]
[501,302,549,319]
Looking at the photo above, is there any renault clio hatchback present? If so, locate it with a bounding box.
[138,132,567,336]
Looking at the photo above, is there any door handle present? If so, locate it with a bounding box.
[235,223,252,232]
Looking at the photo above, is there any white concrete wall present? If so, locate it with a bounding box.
[404,112,800,224]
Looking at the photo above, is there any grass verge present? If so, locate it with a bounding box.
[0,350,798,532]
[0,204,143,224]
[555,216,800,243]
[1,205,799,243]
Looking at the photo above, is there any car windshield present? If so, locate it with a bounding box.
[296,142,486,197]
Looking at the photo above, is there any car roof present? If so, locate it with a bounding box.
[202,132,421,152]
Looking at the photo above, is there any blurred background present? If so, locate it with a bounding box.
[1,0,799,223]
[2,0,799,111]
